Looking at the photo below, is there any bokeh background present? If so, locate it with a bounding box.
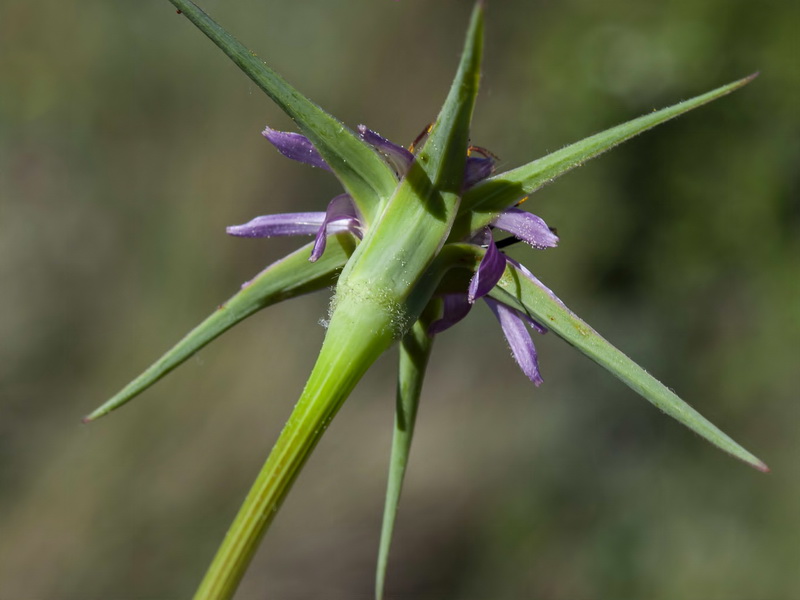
[1,0,797,598]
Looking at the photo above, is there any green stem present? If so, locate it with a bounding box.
[193,299,395,599]
[375,304,437,600]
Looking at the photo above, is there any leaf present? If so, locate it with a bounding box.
[486,257,768,472]
[84,235,355,422]
[167,0,397,223]
[376,306,436,600]
[450,74,758,239]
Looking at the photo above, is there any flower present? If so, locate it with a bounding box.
[228,125,560,385]
[89,4,768,598]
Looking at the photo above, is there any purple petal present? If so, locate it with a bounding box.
[310,194,361,262]
[466,226,492,246]
[468,231,507,303]
[227,213,327,238]
[484,298,543,386]
[428,294,473,335]
[505,256,574,315]
[358,125,415,176]
[528,319,548,335]
[492,208,559,249]
[262,127,332,171]
[513,309,549,335]
[463,156,495,188]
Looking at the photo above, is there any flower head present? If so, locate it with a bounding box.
[88,3,767,598]
[228,125,561,384]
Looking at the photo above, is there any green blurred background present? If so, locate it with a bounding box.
[1,0,797,597]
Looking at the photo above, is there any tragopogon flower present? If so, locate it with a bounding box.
[87,2,767,598]
[228,126,559,385]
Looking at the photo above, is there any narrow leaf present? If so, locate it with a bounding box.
[485,257,768,472]
[167,0,397,223]
[84,235,355,422]
[451,74,758,239]
[376,306,436,600]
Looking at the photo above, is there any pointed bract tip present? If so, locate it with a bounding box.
[732,72,759,90]
[738,454,770,473]
[82,407,108,423]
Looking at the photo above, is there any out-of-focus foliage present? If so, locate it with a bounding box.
[1,0,796,598]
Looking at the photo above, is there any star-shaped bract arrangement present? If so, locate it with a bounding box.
[84,1,767,598]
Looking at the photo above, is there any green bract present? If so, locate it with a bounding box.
[86,1,767,598]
